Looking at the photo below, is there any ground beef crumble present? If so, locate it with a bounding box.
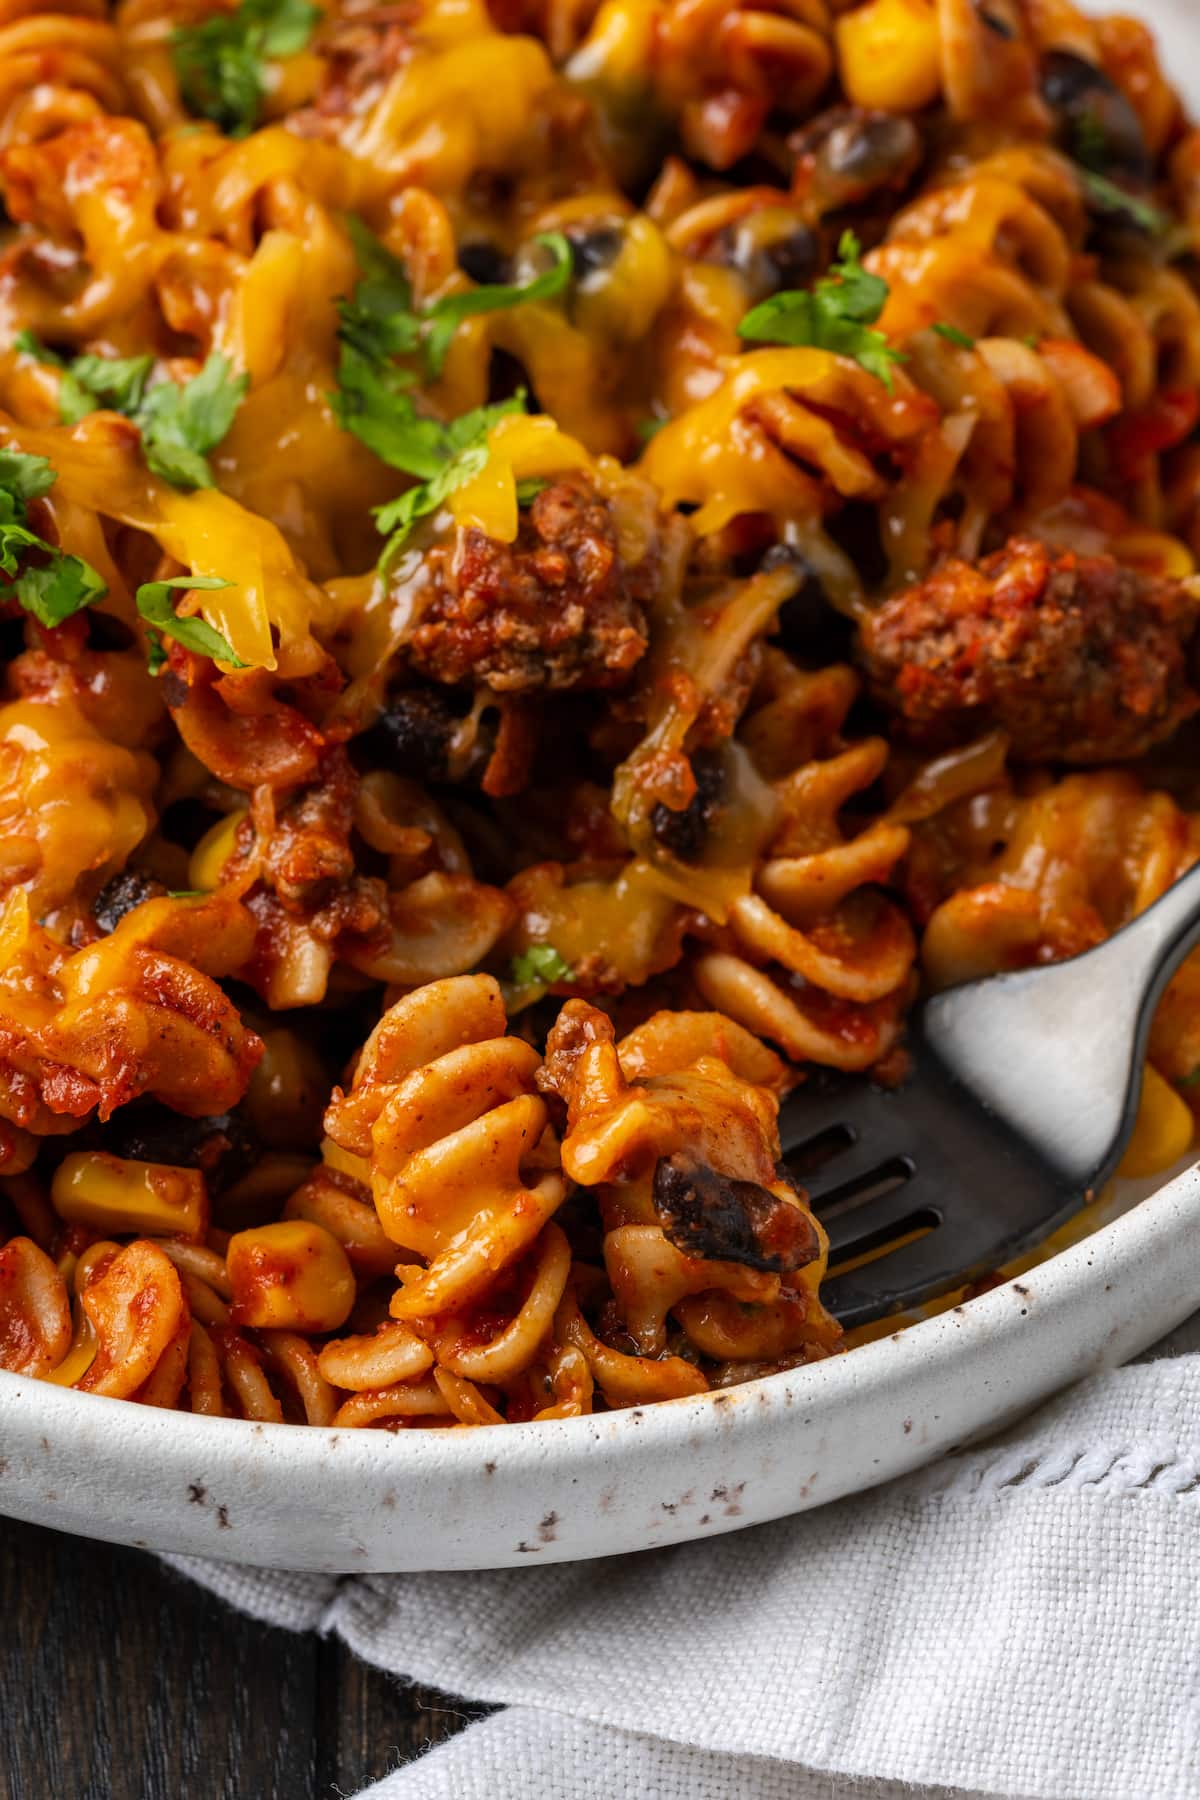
[406,473,653,693]
[859,536,1200,762]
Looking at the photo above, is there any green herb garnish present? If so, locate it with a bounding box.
[421,233,572,376]
[15,338,245,490]
[0,448,107,626]
[172,0,320,138]
[137,354,248,490]
[636,416,667,443]
[1077,168,1168,237]
[135,575,245,673]
[510,944,572,987]
[331,225,538,551]
[335,220,572,384]
[370,395,527,553]
[931,322,976,350]
[515,478,549,506]
[738,231,905,392]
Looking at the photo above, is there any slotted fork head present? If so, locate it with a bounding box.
[779,1038,1081,1328]
[779,861,1200,1327]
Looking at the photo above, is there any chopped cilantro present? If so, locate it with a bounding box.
[421,233,573,376]
[14,338,244,489]
[1178,1068,1200,1090]
[515,478,549,506]
[334,220,571,386]
[332,223,563,552]
[510,944,572,987]
[738,231,905,392]
[931,322,976,350]
[137,354,248,489]
[135,574,245,673]
[0,448,55,502]
[172,0,320,138]
[1077,168,1168,237]
[371,395,527,552]
[16,332,155,424]
[636,416,667,442]
[70,351,155,415]
[167,889,207,899]
[0,448,106,626]
[1073,110,1109,172]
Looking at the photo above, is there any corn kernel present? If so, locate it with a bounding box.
[1118,1064,1195,1179]
[226,1220,356,1332]
[52,1152,207,1240]
[188,808,247,892]
[836,0,941,113]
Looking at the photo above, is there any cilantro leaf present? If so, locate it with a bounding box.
[70,352,154,415]
[17,333,156,424]
[332,223,544,550]
[15,556,106,628]
[737,230,906,392]
[331,344,447,478]
[172,0,320,137]
[15,332,97,424]
[1077,168,1168,237]
[515,478,548,506]
[137,353,248,490]
[14,336,243,488]
[636,416,667,442]
[371,395,526,550]
[510,944,572,987]
[422,233,573,376]
[931,322,976,349]
[0,447,55,503]
[0,451,107,625]
[135,574,246,673]
[337,217,421,363]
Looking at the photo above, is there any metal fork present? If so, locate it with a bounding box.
[779,862,1200,1326]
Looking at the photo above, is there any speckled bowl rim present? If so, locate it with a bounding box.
[3,1160,1200,1569]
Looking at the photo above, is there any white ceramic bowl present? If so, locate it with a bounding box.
[2,1163,1200,1570]
[2,0,1199,1577]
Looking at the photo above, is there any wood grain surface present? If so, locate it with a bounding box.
[0,1520,479,1800]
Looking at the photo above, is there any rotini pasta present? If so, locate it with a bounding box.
[0,0,1198,1429]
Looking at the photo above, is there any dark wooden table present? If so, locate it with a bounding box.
[0,1521,479,1800]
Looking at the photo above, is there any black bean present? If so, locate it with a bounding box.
[790,108,922,210]
[762,546,855,666]
[652,1153,819,1274]
[458,241,511,286]
[361,686,458,783]
[1040,49,1152,186]
[97,1104,260,1193]
[568,225,625,278]
[92,870,168,935]
[650,750,724,863]
[712,217,819,301]
[817,114,921,196]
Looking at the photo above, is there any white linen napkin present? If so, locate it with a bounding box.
[165,1313,1200,1800]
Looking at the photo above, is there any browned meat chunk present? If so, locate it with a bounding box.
[407,474,652,693]
[859,537,1200,762]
